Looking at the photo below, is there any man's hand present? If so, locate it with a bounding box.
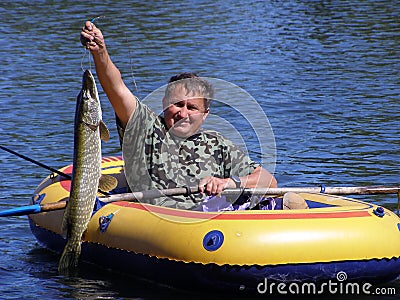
[198,176,236,196]
[80,21,105,52]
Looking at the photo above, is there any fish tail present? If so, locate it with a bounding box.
[58,240,81,273]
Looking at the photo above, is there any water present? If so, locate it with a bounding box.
[1,0,399,299]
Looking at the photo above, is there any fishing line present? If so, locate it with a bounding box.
[79,16,140,96]
[80,16,106,72]
[125,32,139,97]
[80,49,91,72]
[91,16,106,24]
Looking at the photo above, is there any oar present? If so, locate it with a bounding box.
[0,202,67,217]
[1,185,399,217]
[98,185,400,203]
[222,185,400,196]
[0,186,200,217]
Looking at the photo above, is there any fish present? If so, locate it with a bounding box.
[58,69,117,273]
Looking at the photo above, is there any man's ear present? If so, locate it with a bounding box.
[202,108,210,120]
[162,97,168,111]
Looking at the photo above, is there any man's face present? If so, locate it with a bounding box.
[163,84,209,138]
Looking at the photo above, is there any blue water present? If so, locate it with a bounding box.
[0,0,399,299]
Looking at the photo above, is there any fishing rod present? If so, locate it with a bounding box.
[0,145,71,180]
[0,145,109,196]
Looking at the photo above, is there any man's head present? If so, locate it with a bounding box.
[163,73,214,138]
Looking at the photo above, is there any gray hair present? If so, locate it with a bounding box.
[164,76,214,110]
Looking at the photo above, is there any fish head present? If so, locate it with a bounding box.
[80,70,102,127]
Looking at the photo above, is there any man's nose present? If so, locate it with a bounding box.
[178,106,188,118]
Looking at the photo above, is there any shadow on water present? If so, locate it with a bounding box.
[24,246,185,299]
[24,246,257,300]
[22,245,400,300]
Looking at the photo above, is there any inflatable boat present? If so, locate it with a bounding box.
[28,156,400,293]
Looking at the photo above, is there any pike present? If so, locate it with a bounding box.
[58,70,117,273]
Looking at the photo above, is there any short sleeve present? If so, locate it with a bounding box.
[219,134,260,177]
[122,99,161,192]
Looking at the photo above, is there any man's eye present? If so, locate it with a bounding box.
[173,101,184,107]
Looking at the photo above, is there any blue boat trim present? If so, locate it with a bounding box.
[29,219,400,293]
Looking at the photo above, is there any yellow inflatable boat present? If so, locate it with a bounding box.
[28,156,400,293]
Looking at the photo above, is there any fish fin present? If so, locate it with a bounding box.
[99,120,110,142]
[98,174,118,192]
[58,240,81,274]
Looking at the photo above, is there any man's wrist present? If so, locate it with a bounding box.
[230,175,241,188]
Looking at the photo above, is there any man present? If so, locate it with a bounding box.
[80,21,278,210]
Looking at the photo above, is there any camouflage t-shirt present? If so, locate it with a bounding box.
[121,99,259,210]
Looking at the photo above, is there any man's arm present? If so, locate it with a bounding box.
[198,166,277,196]
[81,21,136,127]
[237,166,278,189]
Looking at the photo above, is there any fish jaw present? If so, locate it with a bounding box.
[81,70,102,127]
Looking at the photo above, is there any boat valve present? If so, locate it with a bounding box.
[203,230,224,251]
[373,206,385,218]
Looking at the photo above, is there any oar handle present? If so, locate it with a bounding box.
[40,201,67,212]
[101,186,199,203]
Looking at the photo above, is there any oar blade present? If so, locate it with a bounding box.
[0,204,41,217]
